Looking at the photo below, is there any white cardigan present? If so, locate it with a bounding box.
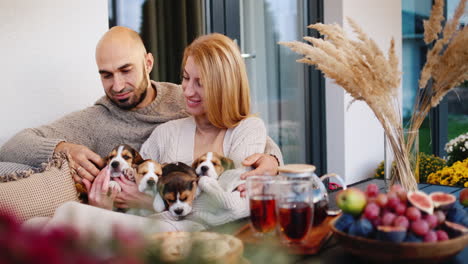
[140,116,267,167]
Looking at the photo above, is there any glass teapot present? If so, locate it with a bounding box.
[278,164,347,226]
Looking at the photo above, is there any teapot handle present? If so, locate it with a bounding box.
[319,173,347,215]
[319,173,347,190]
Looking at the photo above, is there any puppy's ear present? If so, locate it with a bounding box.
[221,157,235,170]
[103,155,110,166]
[133,151,144,166]
[188,180,198,191]
[191,158,200,169]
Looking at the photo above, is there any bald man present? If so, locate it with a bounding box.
[0,26,282,211]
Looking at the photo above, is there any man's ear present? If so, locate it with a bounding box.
[145,53,154,73]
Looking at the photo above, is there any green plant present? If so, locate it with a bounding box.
[445,132,468,166]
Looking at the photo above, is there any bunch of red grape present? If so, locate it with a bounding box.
[363,184,449,242]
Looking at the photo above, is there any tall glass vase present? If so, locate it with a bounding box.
[405,130,420,183]
[384,130,420,191]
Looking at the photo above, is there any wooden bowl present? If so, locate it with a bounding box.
[330,217,468,264]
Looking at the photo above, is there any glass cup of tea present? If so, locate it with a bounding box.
[246,175,277,236]
[274,179,314,245]
[278,164,347,226]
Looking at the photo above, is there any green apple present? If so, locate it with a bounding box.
[336,188,367,216]
[460,188,468,207]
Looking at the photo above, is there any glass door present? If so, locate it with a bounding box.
[239,0,308,164]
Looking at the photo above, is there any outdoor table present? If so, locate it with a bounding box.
[212,178,468,264]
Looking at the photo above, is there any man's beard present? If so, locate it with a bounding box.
[113,85,147,110]
[111,74,149,110]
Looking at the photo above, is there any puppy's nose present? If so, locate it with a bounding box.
[111,161,119,169]
[201,166,209,173]
[174,208,183,215]
[147,179,155,186]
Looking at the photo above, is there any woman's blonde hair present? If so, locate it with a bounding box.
[181,33,251,129]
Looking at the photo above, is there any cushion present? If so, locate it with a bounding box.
[0,154,79,222]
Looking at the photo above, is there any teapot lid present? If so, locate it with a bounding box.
[278,164,316,174]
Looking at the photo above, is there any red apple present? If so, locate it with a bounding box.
[460,188,468,207]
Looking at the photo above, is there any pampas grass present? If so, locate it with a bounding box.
[408,0,468,152]
[279,0,467,192]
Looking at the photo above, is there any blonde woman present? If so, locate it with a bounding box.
[140,33,266,169]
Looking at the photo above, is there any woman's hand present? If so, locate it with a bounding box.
[82,166,118,210]
[114,177,154,211]
[238,153,279,197]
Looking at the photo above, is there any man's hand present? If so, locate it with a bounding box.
[83,166,118,210]
[114,176,154,211]
[55,142,105,183]
[238,154,279,197]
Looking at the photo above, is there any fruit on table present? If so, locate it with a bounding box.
[423,230,438,242]
[335,213,355,232]
[336,188,367,216]
[382,212,397,226]
[411,219,430,236]
[348,218,373,238]
[408,191,434,215]
[424,214,439,229]
[460,188,468,207]
[334,183,468,243]
[363,202,380,220]
[442,221,468,238]
[436,230,449,241]
[404,232,423,242]
[434,210,446,225]
[429,192,456,210]
[366,183,379,198]
[405,207,422,221]
[376,226,406,242]
[393,215,410,230]
[446,207,468,227]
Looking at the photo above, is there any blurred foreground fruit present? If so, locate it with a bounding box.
[407,191,434,215]
[336,188,367,216]
[334,183,468,244]
[376,226,406,242]
[460,188,468,207]
[429,192,456,210]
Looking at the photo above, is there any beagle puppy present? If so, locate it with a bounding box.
[135,159,162,196]
[122,159,163,216]
[105,144,143,192]
[192,152,244,193]
[153,162,199,218]
[191,152,235,180]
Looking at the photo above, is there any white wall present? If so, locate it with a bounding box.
[0,0,108,146]
[324,0,403,184]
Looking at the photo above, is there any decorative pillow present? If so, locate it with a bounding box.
[0,154,79,222]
